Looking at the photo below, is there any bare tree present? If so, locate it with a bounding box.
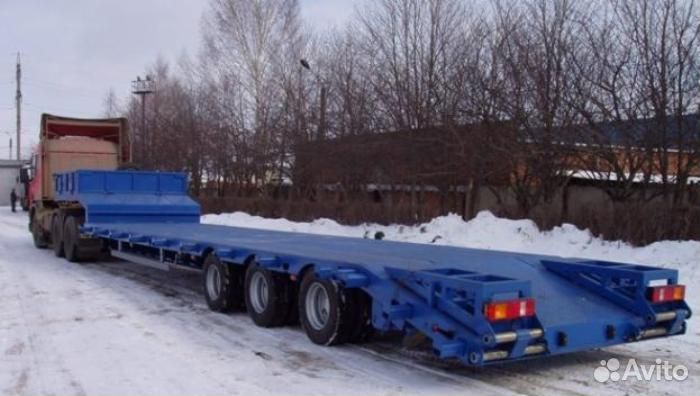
[202,0,305,193]
[116,0,699,241]
[616,0,700,204]
[488,0,586,216]
[571,0,699,203]
[355,0,469,130]
[102,88,120,118]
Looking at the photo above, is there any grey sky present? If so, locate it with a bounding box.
[0,0,356,159]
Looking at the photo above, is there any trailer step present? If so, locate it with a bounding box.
[639,327,668,339]
[483,344,547,362]
[494,328,544,344]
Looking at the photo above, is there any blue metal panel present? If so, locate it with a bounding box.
[54,170,200,223]
[54,170,190,198]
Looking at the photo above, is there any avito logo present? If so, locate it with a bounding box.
[594,358,688,383]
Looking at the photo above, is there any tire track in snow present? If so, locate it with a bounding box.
[1,237,500,394]
[0,228,91,396]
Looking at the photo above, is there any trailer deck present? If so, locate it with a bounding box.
[50,170,691,366]
[85,222,645,327]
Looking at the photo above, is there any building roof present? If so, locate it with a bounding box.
[0,159,28,168]
[577,113,698,149]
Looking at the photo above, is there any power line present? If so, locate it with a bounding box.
[22,81,102,100]
[23,102,98,116]
[23,77,106,95]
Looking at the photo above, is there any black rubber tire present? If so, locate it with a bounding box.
[31,218,48,249]
[344,289,374,343]
[244,265,292,327]
[63,216,101,262]
[202,254,243,312]
[298,271,355,346]
[63,216,80,262]
[51,214,65,257]
[284,281,300,325]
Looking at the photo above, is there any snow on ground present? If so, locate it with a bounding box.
[0,208,698,396]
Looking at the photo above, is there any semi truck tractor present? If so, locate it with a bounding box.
[27,113,129,260]
[28,113,691,366]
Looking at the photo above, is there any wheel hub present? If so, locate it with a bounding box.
[305,282,330,330]
[206,265,222,299]
[249,271,269,313]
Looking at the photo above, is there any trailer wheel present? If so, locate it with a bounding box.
[244,265,291,327]
[51,214,64,257]
[299,271,354,346]
[31,218,48,249]
[202,254,242,312]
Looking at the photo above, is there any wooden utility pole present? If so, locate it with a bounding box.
[299,59,327,140]
[15,52,21,161]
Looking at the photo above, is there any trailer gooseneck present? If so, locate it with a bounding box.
[33,169,690,366]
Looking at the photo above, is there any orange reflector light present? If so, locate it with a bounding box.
[648,285,685,303]
[484,298,535,321]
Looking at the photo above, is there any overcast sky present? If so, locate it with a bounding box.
[0,0,357,159]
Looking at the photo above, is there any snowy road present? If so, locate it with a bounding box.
[1,209,698,395]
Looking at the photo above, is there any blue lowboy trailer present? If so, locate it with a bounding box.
[44,169,690,366]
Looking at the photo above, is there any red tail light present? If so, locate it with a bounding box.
[484,298,535,321]
[647,285,685,303]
